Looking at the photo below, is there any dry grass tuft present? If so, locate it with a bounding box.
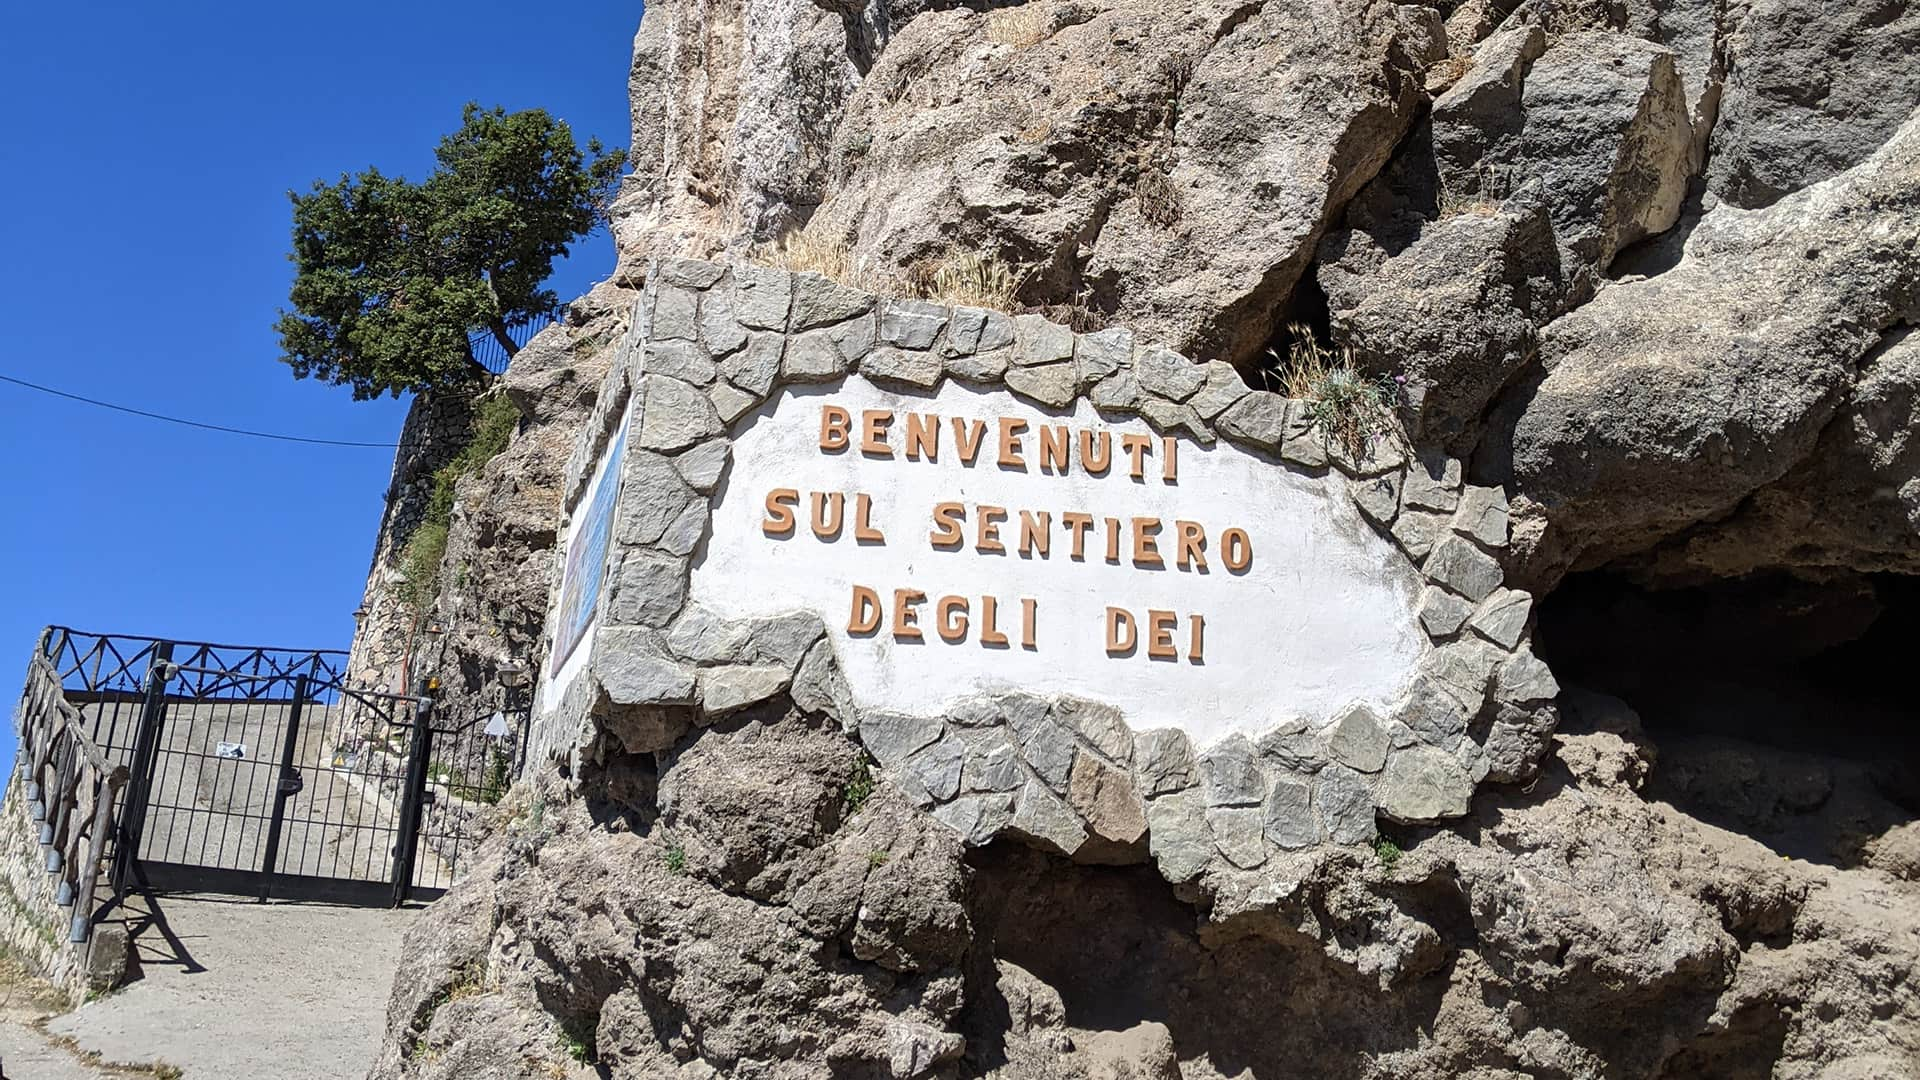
[1437,161,1512,220]
[910,251,1024,310]
[756,230,854,281]
[1136,167,1181,227]
[754,230,896,293]
[987,5,1054,48]
[1438,193,1502,219]
[1426,52,1474,92]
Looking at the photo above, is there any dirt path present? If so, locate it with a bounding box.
[45,892,417,1080]
[0,954,156,1079]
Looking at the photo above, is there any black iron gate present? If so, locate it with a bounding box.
[37,627,523,906]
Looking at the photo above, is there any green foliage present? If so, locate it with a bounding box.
[397,393,521,612]
[558,1024,597,1064]
[867,849,890,868]
[665,844,687,875]
[428,393,520,525]
[841,755,876,818]
[1374,838,1403,871]
[398,523,449,611]
[483,745,512,805]
[277,102,626,399]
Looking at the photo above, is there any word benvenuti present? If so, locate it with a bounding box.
[758,405,1258,662]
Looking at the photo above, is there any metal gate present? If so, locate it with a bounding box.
[37,627,522,906]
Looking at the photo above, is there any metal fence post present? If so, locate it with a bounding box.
[389,694,434,907]
[256,674,309,900]
[112,641,173,897]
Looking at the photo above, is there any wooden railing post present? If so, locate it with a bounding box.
[70,767,125,943]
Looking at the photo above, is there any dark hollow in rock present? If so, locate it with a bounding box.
[1534,569,1920,869]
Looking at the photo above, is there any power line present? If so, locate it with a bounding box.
[0,372,402,449]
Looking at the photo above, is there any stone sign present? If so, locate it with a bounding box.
[695,377,1424,746]
[533,258,1560,877]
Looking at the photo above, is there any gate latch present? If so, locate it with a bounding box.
[278,770,305,796]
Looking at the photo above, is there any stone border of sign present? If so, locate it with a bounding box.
[529,257,1559,883]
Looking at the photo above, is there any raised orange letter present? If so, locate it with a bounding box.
[1079,429,1111,475]
[848,585,881,634]
[930,502,966,549]
[811,491,845,539]
[1019,510,1051,558]
[977,506,1008,554]
[980,596,1010,647]
[1038,425,1071,474]
[997,416,1029,470]
[936,596,969,643]
[953,417,987,465]
[1223,527,1253,573]
[853,493,885,543]
[1121,434,1152,480]
[905,412,940,461]
[861,410,894,457]
[1061,512,1094,560]
[1132,517,1164,568]
[762,488,798,536]
[893,589,926,640]
[1105,607,1136,656]
[1175,520,1207,571]
[1147,610,1178,659]
[819,406,851,452]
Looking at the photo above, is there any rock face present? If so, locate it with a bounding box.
[806,0,1439,367]
[352,2,1920,1078]
[1707,0,1920,209]
[368,691,1920,1080]
[1506,109,1920,582]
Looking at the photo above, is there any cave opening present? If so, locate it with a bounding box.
[1534,569,1920,865]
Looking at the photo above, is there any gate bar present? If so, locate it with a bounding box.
[389,691,435,907]
[256,673,308,900]
[113,641,173,897]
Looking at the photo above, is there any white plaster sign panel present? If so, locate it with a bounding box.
[541,403,631,714]
[692,377,1426,747]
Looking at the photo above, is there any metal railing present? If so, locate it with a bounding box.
[14,642,126,944]
[469,312,558,376]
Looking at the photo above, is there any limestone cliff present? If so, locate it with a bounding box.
[359,2,1920,1077]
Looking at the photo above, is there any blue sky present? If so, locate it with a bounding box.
[0,3,642,769]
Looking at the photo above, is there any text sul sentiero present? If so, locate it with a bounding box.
[754,404,1260,664]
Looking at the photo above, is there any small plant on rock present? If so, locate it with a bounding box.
[1375,837,1404,871]
[1135,166,1181,228]
[868,849,890,868]
[557,1023,597,1064]
[987,5,1054,48]
[665,844,687,875]
[842,755,876,818]
[1266,323,1402,458]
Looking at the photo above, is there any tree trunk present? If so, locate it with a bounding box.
[462,339,492,379]
[488,318,519,360]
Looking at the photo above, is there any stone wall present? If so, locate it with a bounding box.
[0,776,80,989]
[345,388,479,696]
[2,665,127,1004]
[531,256,1561,882]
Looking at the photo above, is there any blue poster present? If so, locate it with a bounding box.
[551,415,627,676]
